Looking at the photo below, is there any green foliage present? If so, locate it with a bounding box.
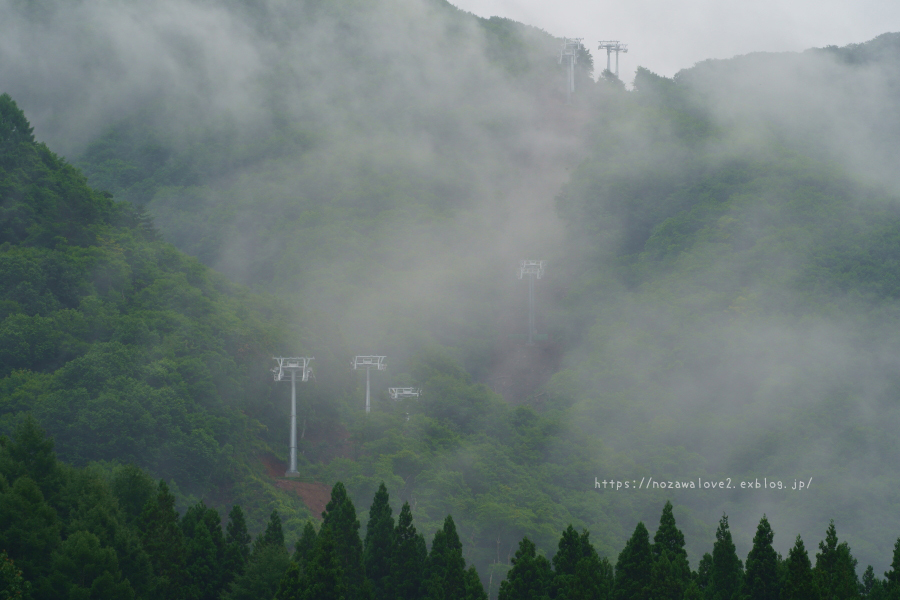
[297,527,346,600]
[0,97,313,540]
[412,348,504,435]
[697,553,713,594]
[552,526,612,600]
[140,480,186,598]
[51,530,136,600]
[614,522,653,600]
[861,565,887,600]
[0,93,130,249]
[423,515,468,600]
[0,421,160,599]
[0,415,62,502]
[650,501,691,600]
[497,537,551,600]
[57,466,154,596]
[0,550,31,600]
[320,482,365,599]
[223,543,290,600]
[182,501,226,600]
[0,477,59,587]
[390,502,427,600]
[274,561,303,600]
[292,520,318,568]
[814,521,860,600]
[884,537,900,595]
[111,464,156,525]
[223,505,252,584]
[743,516,779,600]
[254,510,286,553]
[782,536,818,600]
[464,565,488,600]
[363,482,394,600]
[6,438,900,600]
[685,580,703,600]
[0,94,34,146]
[707,515,743,600]
[552,525,582,588]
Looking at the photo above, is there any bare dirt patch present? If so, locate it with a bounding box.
[259,453,331,517]
[274,480,331,518]
[260,453,287,478]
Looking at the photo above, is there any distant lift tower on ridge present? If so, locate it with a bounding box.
[353,356,386,414]
[518,260,547,344]
[559,38,583,103]
[598,40,628,78]
[272,356,313,477]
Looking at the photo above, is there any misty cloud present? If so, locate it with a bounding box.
[5,0,900,580]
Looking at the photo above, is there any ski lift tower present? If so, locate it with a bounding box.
[272,356,314,477]
[390,388,421,422]
[518,260,547,345]
[353,356,386,414]
[598,41,628,78]
[558,38,582,103]
[389,387,422,400]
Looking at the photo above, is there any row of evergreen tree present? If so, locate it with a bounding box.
[272,482,486,600]
[0,415,260,600]
[4,415,900,600]
[500,502,900,600]
[0,416,490,600]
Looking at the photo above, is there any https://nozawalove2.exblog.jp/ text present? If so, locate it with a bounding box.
[595,477,812,491]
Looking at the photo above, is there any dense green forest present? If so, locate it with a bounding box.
[4,415,900,599]
[4,0,900,593]
[0,91,328,534]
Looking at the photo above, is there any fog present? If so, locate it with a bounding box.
[451,0,900,79]
[1,0,582,348]
[550,33,900,571]
[3,0,900,582]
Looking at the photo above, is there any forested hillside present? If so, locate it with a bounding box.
[6,416,900,600]
[0,92,318,533]
[4,0,900,593]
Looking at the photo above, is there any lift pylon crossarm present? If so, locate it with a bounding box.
[389,387,422,400]
[558,37,582,64]
[352,356,387,370]
[518,260,547,280]
[273,356,315,382]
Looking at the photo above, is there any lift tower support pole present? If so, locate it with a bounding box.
[558,38,582,104]
[353,356,387,413]
[597,41,628,78]
[518,260,547,344]
[272,357,313,477]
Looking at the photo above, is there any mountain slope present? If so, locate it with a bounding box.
[0,93,319,535]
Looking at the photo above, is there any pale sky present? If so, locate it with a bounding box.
[449,0,900,80]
